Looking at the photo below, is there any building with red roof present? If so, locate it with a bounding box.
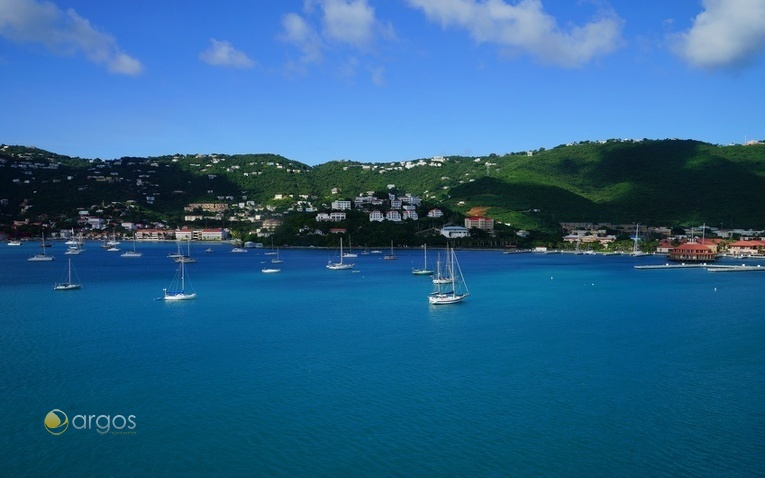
[668,241,716,262]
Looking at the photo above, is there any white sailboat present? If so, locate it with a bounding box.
[28,233,55,262]
[327,237,354,270]
[432,252,453,284]
[121,236,143,257]
[631,223,647,256]
[162,259,196,300]
[384,240,397,260]
[270,248,283,264]
[429,245,469,305]
[342,236,358,258]
[412,244,434,275]
[175,239,196,263]
[54,258,82,290]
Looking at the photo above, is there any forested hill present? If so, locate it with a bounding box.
[2,139,765,229]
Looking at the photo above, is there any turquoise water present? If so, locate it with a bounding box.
[1,243,764,477]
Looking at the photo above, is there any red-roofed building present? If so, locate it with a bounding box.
[668,241,716,262]
[464,216,494,232]
[728,240,765,257]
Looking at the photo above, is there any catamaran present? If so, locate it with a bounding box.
[429,245,469,305]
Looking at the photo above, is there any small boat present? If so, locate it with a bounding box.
[230,247,247,253]
[174,239,195,262]
[205,248,214,253]
[7,240,22,246]
[54,258,82,291]
[261,268,281,274]
[65,246,84,255]
[429,245,469,305]
[384,240,397,260]
[412,244,434,275]
[264,238,278,256]
[28,233,55,261]
[161,259,196,301]
[342,236,358,258]
[168,242,184,258]
[432,252,453,284]
[327,237,354,270]
[107,246,121,252]
[121,236,143,258]
[270,248,284,264]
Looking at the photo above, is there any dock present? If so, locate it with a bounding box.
[635,263,765,272]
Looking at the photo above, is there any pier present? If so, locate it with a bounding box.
[635,263,765,272]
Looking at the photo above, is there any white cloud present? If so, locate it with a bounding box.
[279,0,393,81]
[0,0,143,75]
[280,11,324,68]
[671,0,765,70]
[321,0,376,48]
[405,0,624,68]
[199,39,256,69]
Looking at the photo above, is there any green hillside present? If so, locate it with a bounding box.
[2,139,765,233]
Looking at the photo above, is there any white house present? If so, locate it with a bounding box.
[369,210,384,222]
[386,210,402,222]
[331,200,352,210]
[440,225,469,238]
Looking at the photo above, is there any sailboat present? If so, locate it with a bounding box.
[631,223,646,256]
[264,238,278,256]
[28,233,55,262]
[270,247,283,264]
[432,252,453,284]
[175,239,196,263]
[384,240,397,260]
[327,237,354,270]
[54,258,81,290]
[162,259,196,300]
[412,244,434,275]
[121,235,143,257]
[342,236,357,258]
[429,245,469,305]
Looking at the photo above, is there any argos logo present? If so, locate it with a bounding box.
[44,409,136,435]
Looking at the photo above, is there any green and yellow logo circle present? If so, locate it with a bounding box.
[44,409,69,435]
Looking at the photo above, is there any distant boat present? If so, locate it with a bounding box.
[230,247,248,253]
[121,236,143,258]
[631,223,647,256]
[106,230,120,247]
[261,267,281,274]
[432,252,453,284]
[54,258,81,291]
[270,248,283,264]
[162,259,196,301]
[342,236,358,258]
[384,240,397,260]
[174,239,196,263]
[168,242,184,259]
[28,233,55,262]
[429,245,469,305]
[204,248,214,253]
[264,238,278,256]
[7,240,22,246]
[412,244,434,275]
[327,237,354,270]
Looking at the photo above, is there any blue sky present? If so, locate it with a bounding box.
[2,0,765,165]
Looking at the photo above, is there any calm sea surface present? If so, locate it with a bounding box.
[1,242,764,477]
